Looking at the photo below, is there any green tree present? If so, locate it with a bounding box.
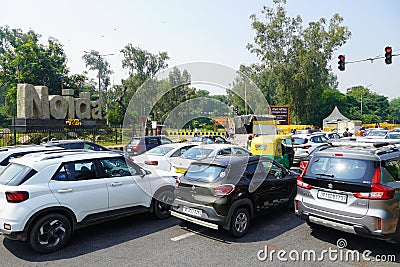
[389,97,400,123]
[106,46,169,126]
[246,0,351,125]
[0,26,68,126]
[346,86,389,123]
[82,50,114,117]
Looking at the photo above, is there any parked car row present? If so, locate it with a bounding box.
[2,134,400,254]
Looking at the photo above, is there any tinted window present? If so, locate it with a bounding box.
[214,137,226,143]
[217,148,232,156]
[54,160,98,181]
[306,156,375,183]
[182,148,213,160]
[0,163,36,185]
[170,146,194,157]
[233,147,250,155]
[99,157,137,177]
[185,164,226,183]
[84,142,108,151]
[382,159,400,182]
[145,137,159,145]
[61,143,84,149]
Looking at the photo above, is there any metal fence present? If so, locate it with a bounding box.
[0,127,123,147]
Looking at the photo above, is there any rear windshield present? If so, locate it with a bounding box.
[293,138,308,145]
[185,164,227,183]
[306,156,376,183]
[0,163,37,185]
[146,146,174,156]
[182,148,213,160]
[129,138,141,145]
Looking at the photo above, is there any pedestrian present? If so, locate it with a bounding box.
[343,128,349,137]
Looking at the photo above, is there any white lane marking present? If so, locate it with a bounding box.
[171,228,207,241]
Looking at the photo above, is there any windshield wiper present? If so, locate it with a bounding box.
[315,173,335,178]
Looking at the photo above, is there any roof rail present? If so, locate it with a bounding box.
[327,140,398,148]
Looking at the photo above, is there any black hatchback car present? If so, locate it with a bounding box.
[171,155,298,237]
[126,136,173,156]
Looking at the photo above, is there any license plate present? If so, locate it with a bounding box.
[182,206,202,217]
[175,168,186,174]
[317,191,347,203]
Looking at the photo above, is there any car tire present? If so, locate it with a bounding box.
[28,213,72,253]
[230,207,250,238]
[153,190,174,219]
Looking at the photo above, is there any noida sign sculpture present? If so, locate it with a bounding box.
[13,84,105,130]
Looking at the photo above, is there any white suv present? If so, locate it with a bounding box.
[292,134,329,165]
[0,150,175,253]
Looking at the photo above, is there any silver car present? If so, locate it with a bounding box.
[295,142,400,243]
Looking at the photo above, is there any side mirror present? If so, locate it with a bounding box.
[140,168,151,177]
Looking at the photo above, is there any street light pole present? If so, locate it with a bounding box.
[83,51,114,102]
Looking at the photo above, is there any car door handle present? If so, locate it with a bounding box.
[111,182,122,186]
[58,189,73,193]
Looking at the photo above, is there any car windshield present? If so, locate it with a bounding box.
[367,130,388,137]
[185,164,227,183]
[306,156,375,183]
[385,134,400,139]
[182,147,213,160]
[0,163,35,185]
[146,146,174,156]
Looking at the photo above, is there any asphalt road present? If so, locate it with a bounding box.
[1,208,400,267]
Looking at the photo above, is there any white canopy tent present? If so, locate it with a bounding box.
[323,106,350,128]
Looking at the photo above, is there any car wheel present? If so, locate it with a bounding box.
[29,213,72,253]
[153,190,174,219]
[230,207,250,238]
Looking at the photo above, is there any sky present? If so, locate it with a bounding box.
[1,0,400,99]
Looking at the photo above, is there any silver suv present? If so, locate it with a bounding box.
[295,141,400,243]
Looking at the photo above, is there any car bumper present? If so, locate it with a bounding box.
[296,211,396,241]
[0,229,26,241]
[171,198,227,229]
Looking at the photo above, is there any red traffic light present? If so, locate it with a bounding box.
[385,46,392,64]
[338,55,345,71]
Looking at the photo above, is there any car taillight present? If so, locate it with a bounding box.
[175,177,180,189]
[299,161,309,170]
[297,163,312,189]
[213,184,235,196]
[354,168,395,200]
[297,176,313,189]
[131,145,141,150]
[144,160,158,165]
[6,191,29,203]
